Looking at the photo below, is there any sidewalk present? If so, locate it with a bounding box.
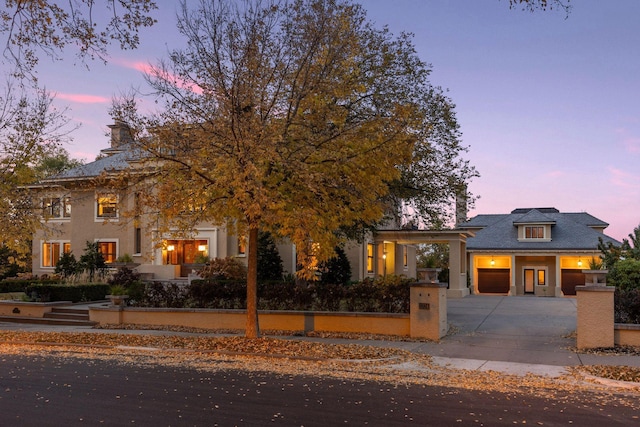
[1,295,639,379]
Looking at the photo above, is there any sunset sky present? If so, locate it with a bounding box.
[41,0,640,242]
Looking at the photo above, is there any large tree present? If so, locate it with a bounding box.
[112,0,476,338]
[0,83,74,254]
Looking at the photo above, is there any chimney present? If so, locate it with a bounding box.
[107,121,133,149]
[455,184,468,227]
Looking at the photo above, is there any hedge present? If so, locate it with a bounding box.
[25,283,110,303]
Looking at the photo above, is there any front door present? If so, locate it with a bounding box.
[524,269,535,294]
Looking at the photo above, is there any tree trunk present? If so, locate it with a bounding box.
[245,226,260,338]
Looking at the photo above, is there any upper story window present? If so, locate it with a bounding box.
[42,197,71,219]
[96,193,118,219]
[525,226,545,239]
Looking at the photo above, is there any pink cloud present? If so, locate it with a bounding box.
[615,128,640,153]
[545,170,565,178]
[56,93,109,104]
[609,167,640,190]
[115,58,203,95]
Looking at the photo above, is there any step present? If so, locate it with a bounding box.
[44,307,90,321]
[0,315,97,326]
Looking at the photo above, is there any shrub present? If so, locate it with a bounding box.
[310,282,345,311]
[608,259,640,291]
[55,252,81,277]
[107,267,141,289]
[25,283,110,302]
[141,282,187,308]
[258,280,312,310]
[199,257,247,280]
[615,288,640,324]
[187,279,246,309]
[318,246,352,286]
[257,232,284,281]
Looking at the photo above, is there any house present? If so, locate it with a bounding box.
[30,123,247,280]
[30,122,429,284]
[457,207,621,296]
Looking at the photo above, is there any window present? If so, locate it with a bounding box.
[96,193,118,219]
[42,197,71,219]
[134,228,142,254]
[98,241,117,263]
[42,241,71,267]
[538,270,546,286]
[525,226,544,239]
[367,243,374,273]
[403,246,408,268]
[238,237,246,256]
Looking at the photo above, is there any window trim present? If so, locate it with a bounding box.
[518,225,551,242]
[40,240,71,269]
[95,239,118,264]
[42,196,71,221]
[95,193,119,221]
[366,243,375,274]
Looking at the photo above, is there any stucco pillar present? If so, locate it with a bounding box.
[447,239,469,298]
[410,283,447,341]
[575,285,615,349]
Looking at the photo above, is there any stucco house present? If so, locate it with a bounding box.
[457,207,621,297]
[29,122,423,283]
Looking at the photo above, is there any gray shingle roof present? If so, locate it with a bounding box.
[459,208,620,251]
[41,146,141,183]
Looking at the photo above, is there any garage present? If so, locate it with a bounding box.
[477,268,510,294]
[561,269,585,296]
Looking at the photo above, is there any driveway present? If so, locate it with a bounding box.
[414,295,581,366]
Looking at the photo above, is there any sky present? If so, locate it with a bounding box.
[40,0,640,243]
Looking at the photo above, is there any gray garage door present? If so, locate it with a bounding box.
[477,268,510,294]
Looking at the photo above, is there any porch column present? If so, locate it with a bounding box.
[447,238,469,298]
[510,254,517,296]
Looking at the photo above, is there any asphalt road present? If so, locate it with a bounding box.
[0,354,638,426]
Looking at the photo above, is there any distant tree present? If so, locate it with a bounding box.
[599,224,640,269]
[319,246,352,286]
[33,146,84,180]
[257,232,283,282]
[0,84,74,256]
[0,244,24,280]
[416,243,449,269]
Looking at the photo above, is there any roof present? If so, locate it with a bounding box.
[39,145,142,184]
[458,208,620,251]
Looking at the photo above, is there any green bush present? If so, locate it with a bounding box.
[138,276,413,313]
[187,279,246,309]
[608,259,640,291]
[199,257,247,281]
[615,288,640,324]
[0,279,61,293]
[25,283,110,302]
[318,246,352,286]
[258,280,313,310]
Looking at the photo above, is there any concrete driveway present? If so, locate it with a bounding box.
[414,295,581,367]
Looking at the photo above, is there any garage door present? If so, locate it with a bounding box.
[477,268,510,293]
[561,269,585,296]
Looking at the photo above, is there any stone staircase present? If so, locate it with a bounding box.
[0,307,97,326]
